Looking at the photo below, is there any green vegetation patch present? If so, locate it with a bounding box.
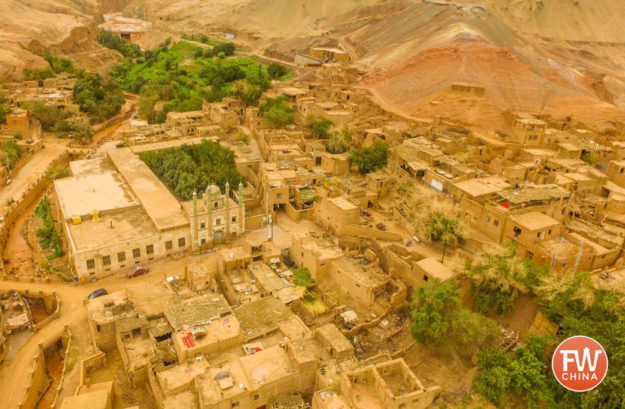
[349,140,389,174]
[98,30,142,57]
[73,72,124,124]
[1,140,22,170]
[111,40,284,123]
[140,139,245,200]
[35,197,63,260]
[259,96,294,128]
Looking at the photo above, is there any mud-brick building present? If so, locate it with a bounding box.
[313,358,441,409]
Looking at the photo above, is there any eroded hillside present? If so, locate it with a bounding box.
[4,0,625,132]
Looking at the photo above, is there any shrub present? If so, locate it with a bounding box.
[1,140,22,169]
[259,96,294,128]
[310,119,333,138]
[348,141,389,174]
[267,62,288,79]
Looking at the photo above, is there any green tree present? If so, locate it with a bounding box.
[73,72,124,123]
[294,267,316,288]
[411,278,462,346]
[348,141,389,174]
[22,102,69,131]
[98,30,143,57]
[140,139,245,200]
[466,243,547,315]
[423,211,464,263]
[1,140,22,169]
[267,62,288,79]
[259,96,294,128]
[0,94,8,123]
[310,119,333,138]
[582,151,598,164]
[474,337,551,407]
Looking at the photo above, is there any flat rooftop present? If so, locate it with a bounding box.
[55,171,139,218]
[129,137,213,154]
[235,297,293,340]
[108,148,188,230]
[454,176,511,198]
[69,156,115,176]
[509,211,560,231]
[126,280,177,318]
[330,196,358,211]
[164,294,232,330]
[415,257,454,281]
[239,345,294,390]
[60,385,111,409]
[66,207,157,252]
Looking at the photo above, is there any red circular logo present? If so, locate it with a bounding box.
[552,336,608,392]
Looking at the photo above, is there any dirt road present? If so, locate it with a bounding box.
[0,143,66,214]
[2,193,45,278]
[0,253,201,409]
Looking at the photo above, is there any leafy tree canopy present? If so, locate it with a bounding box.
[140,139,245,200]
[348,141,389,174]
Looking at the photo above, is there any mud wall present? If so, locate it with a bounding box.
[0,152,69,277]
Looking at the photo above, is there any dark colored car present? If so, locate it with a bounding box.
[87,288,108,300]
[127,265,149,278]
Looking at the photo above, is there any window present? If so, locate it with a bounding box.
[485,215,491,223]
[102,255,111,266]
[118,252,126,262]
[214,201,219,209]
[494,220,499,227]
[277,193,282,199]
[232,403,239,408]
[253,394,259,401]
[165,241,172,250]
[87,259,95,270]
[200,222,206,229]
[178,238,186,247]
[537,232,541,238]
[216,218,221,226]
[146,244,154,255]
[548,229,552,235]
[133,248,140,258]
[621,168,624,174]
[513,227,522,237]
[232,216,236,223]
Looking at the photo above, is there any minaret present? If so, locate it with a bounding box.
[206,183,213,244]
[238,182,245,233]
[192,191,198,251]
[225,182,231,238]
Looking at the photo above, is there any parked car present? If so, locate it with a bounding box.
[127,265,149,278]
[86,288,108,300]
